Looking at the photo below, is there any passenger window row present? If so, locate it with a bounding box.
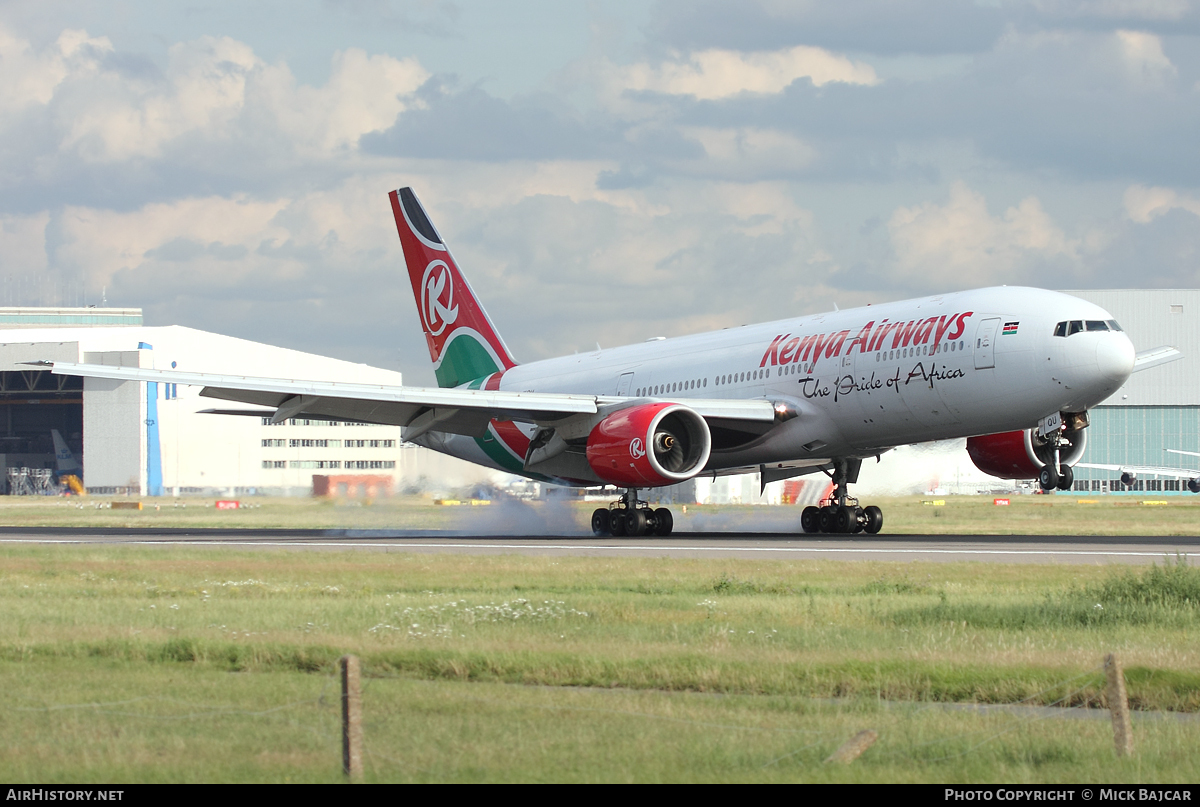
[636,367,774,397]
[636,377,707,397]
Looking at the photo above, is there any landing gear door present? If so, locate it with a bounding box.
[617,372,634,396]
[974,317,1001,370]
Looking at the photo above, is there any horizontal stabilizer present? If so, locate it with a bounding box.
[1133,345,1182,373]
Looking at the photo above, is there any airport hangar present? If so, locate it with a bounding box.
[0,308,495,496]
[0,289,1192,498]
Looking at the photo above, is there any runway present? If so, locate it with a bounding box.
[0,527,1196,563]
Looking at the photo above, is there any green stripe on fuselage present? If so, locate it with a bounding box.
[448,345,523,473]
[474,424,526,473]
[434,334,549,480]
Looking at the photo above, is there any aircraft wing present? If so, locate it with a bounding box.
[1075,462,1200,480]
[1133,345,1183,373]
[35,361,778,439]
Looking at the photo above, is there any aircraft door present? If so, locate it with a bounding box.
[616,372,634,396]
[837,349,872,441]
[974,318,1000,370]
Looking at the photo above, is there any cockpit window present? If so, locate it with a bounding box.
[1057,319,1120,337]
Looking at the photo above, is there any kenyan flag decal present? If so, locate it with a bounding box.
[1002,321,1019,335]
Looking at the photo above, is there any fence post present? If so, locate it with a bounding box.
[340,654,363,780]
[1104,653,1134,758]
[825,729,878,764]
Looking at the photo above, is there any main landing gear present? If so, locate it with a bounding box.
[800,459,884,535]
[591,488,674,537]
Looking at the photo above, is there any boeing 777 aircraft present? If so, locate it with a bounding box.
[38,188,1181,536]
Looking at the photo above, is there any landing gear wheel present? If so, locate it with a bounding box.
[653,508,673,536]
[610,512,627,536]
[818,507,836,534]
[801,506,820,533]
[1056,464,1074,491]
[591,508,611,536]
[835,505,857,534]
[853,506,866,534]
[625,508,648,537]
[864,506,883,535]
[1039,464,1060,491]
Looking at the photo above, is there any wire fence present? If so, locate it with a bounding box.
[1,655,1171,781]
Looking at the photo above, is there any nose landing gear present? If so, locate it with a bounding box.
[1038,431,1077,491]
[591,487,675,537]
[800,459,884,535]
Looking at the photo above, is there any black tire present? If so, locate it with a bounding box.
[1056,464,1074,491]
[653,508,673,536]
[864,505,883,535]
[1189,478,1200,494]
[801,506,820,533]
[1039,464,1059,491]
[835,506,856,534]
[591,508,611,536]
[626,509,648,537]
[610,511,627,536]
[818,507,835,533]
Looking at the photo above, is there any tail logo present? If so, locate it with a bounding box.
[629,438,646,460]
[421,260,459,337]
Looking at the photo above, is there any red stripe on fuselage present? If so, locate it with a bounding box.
[482,371,531,460]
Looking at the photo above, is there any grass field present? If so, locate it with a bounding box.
[1,545,1198,782]
[1,492,1200,534]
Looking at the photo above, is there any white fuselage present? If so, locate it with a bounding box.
[426,287,1135,480]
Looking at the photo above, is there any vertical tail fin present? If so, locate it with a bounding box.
[51,429,82,476]
[390,188,517,388]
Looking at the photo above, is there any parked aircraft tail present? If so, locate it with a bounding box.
[390,187,518,389]
[51,429,82,477]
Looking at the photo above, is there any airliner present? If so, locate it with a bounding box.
[38,188,1180,536]
[1077,449,1200,493]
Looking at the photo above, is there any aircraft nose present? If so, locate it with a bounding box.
[1096,333,1136,384]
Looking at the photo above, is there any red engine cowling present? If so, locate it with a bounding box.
[966,428,1087,480]
[586,403,712,487]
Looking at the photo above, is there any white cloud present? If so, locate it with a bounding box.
[0,212,50,274]
[888,182,1077,288]
[676,127,817,179]
[617,46,878,100]
[253,47,430,154]
[1123,184,1200,223]
[1115,29,1176,85]
[59,36,260,162]
[56,194,291,289]
[0,27,110,116]
[1030,0,1192,21]
[0,27,429,162]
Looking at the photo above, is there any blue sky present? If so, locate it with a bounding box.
[0,0,1197,383]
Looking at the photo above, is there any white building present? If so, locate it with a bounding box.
[0,310,500,496]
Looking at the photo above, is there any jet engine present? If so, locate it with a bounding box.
[966,428,1087,480]
[585,402,711,487]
